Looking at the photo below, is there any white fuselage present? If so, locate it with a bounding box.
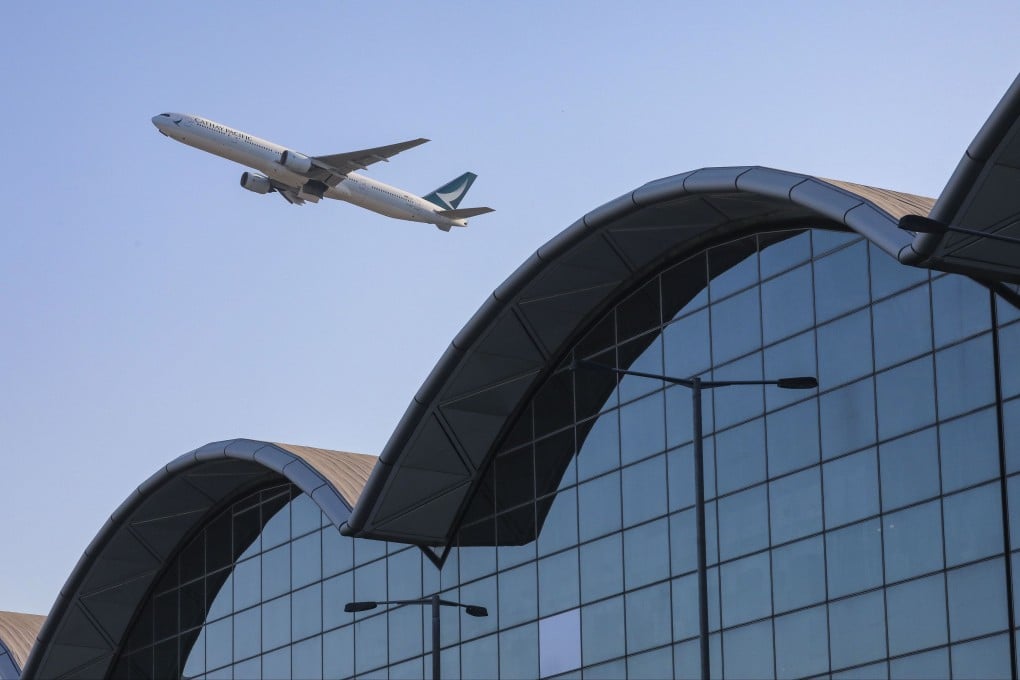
[152,113,466,228]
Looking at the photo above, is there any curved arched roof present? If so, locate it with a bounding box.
[23,440,375,680]
[0,611,45,676]
[343,167,935,548]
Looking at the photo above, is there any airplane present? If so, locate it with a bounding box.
[151,113,493,231]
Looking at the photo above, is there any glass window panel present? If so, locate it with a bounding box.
[261,595,290,652]
[625,582,672,653]
[322,572,353,632]
[389,657,423,680]
[664,308,712,380]
[764,331,817,412]
[205,511,232,574]
[354,560,387,609]
[718,485,769,561]
[626,646,673,680]
[720,551,771,627]
[458,539,496,585]
[460,633,497,680]
[0,654,18,680]
[624,518,669,589]
[154,588,177,641]
[387,547,422,602]
[354,535,386,566]
[230,657,259,679]
[181,627,205,678]
[670,509,697,576]
[870,241,929,300]
[722,620,774,680]
[354,614,387,675]
[460,576,497,639]
[581,596,625,666]
[539,549,579,617]
[883,500,944,582]
[711,287,762,365]
[673,568,721,639]
[583,659,626,679]
[999,293,1020,323]
[322,626,353,680]
[828,590,886,670]
[772,536,825,613]
[498,562,537,628]
[535,367,575,438]
[663,254,709,321]
[818,309,873,388]
[823,448,879,528]
[322,526,353,577]
[262,647,290,680]
[932,275,991,347]
[576,412,619,483]
[537,488,577,557]
[574,347,619,418]
[673,634,722,680]
[886,573,947,656]
[814,240,869,322]
[889,648,949,680]
[872,285,932,369]
[774,605,829,680]
[826,519,883,598]
[291,531,320,590]
[233,607,260,662]
[262,544,292,601]
[820,377,877,459]
[940,408,1000,492]
[538,607,579,676]
[813,229,860,256]
[876,356,936,440]
[234,507,261,561]
[712,353,765,430]
[951,633,1011,680]
[617,277,661,342]
[622,455,667,526]
[205,617,232,672]
[944,483,1004,567]
[620,391,665,465]
[387,604,423,664]
[495,445,534,512]
[879,428,940,510]
[260,491,291,549]
[498,623,538,680]
[948,558,1008,641]
[233,555,261,611]
[1000,322,1020,399]
[716,419,766,495]
[770,467,822,545]
[709,238,759,301]
[537,428,577,495]
[935,334,995,419]
[759,230,811,279]
[291,583,321,641]
[618,333,664,403]
[577,471,621,542]
[668,440,713,513]
[580,533,622,604]
[290,492,321,538]
[766,399,820,477]
[762,263,814,345]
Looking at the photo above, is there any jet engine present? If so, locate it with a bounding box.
[240,172,272,194]
[280,149,312,174]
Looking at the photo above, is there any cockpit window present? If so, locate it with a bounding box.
[160,113,171,117]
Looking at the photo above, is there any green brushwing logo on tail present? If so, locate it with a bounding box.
[424,172,477,209]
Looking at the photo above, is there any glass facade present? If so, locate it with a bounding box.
[0,648,17,680]
[115,228,1020,679]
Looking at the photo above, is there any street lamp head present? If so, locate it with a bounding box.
[464,605,489,618]
[344,601,378,613]
[776,376,819,390]
[899,214,949,236]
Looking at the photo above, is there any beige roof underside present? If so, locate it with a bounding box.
[822,178,935,219]
[274,443,378,508]
[0,611,45,670]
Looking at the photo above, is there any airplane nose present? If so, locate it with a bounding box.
[151,115,164,129]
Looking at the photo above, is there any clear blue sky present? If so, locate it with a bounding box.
[1,2,1017,615]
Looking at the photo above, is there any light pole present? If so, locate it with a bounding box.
[344,594,488,679]
[573,358,817,680]
[899,214,1020,245]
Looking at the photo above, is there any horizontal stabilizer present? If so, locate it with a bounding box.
[437,207,494,219]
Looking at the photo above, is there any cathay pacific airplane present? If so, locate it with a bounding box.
[151,113,492,231]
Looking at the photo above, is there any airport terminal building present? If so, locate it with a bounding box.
[7,75,1020,679]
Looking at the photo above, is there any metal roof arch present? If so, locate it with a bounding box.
[23,439,375,680]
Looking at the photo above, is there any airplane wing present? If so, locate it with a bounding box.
[308,138,429,185]
[268,179,309,205]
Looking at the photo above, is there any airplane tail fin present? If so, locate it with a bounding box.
[424,172,478,209]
